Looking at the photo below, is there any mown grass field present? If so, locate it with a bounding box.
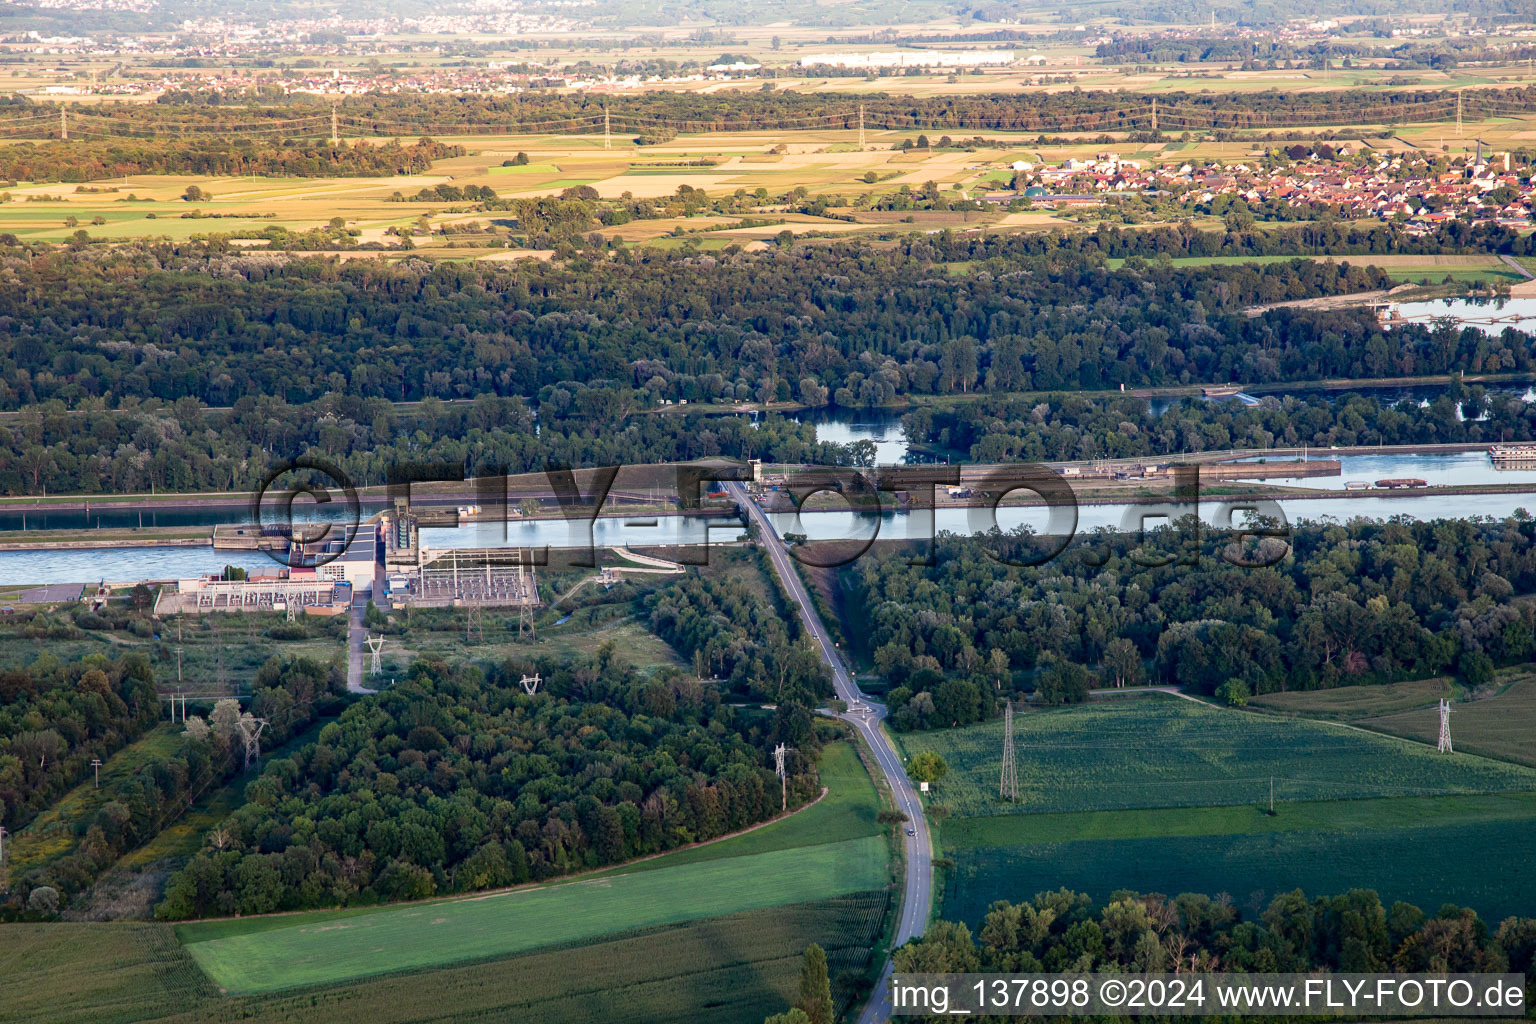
[1249,677,1455,719]
[180,833,887,993]
[944,817,1536,928]
[1363,676,1536,768]
[4,894,889,1024]
[900,696,1536,817]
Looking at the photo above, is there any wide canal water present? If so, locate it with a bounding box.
[5,481,1535,585]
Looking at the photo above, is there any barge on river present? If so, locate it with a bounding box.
[1490,444,1536,467]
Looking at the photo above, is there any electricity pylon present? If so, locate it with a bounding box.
[520,672,542,695]
[773,742,791,811]
[1437,698,1454,754]
[236,715,268,772]
[366,635,384,676]
[999,702,1019,802]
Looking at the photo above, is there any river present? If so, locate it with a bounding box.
[1391,297,1536,334]
[6,484,1536,586]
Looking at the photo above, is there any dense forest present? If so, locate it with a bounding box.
[648,568,832,741]
[0,233,1393,410]
[908,384,1536,463]
[0,138,461,184]
[897,887,1534,985]
[14,218,1536,494]
[4,656,342,914]
[0,395,870,496]
[850,516,1536,727]
[156,651,817,919]
[0,653,159,836]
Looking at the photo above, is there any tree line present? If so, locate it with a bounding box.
[0,394,863,496]
[21,83,1536,133]
[0,138,460,184]
[909,383,1536,464]
[895,886,1535,1011]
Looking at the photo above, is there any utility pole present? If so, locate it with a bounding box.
[603,104,611,150]
[92,758,102,788]
[858,102,865,150]
[999,702,1019,802]
[1437,698,1454,753]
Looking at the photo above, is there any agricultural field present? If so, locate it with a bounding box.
[923,692,1536,931]
[180,833,887,993]
[1249,677,1456,720]
[4,893,889,1024]
[1363,675,1536,768]
[944,817,1536,928]
[900,695,1536,818]
[4,112,1534,256]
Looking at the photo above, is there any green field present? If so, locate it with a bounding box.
[4,894,889,1024]
[1364,676,1536,768]
[487,162,561,174]
[945,817,1536,928]
[900,696,1536,817]
[942,791,1536,849]
[1249,677,1455,719]
[182,833,887,993]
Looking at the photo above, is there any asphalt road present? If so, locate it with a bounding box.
[726,482,931,1024]
[346,594,369,693]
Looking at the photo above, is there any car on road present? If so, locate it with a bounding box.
[906,828,916,836]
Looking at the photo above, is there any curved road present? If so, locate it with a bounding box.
[726,482,929,1024]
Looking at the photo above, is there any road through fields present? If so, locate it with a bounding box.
[726,481,930,1024]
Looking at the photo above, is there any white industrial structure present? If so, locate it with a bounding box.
[800,50,1014,69]
[157,575,350,615]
